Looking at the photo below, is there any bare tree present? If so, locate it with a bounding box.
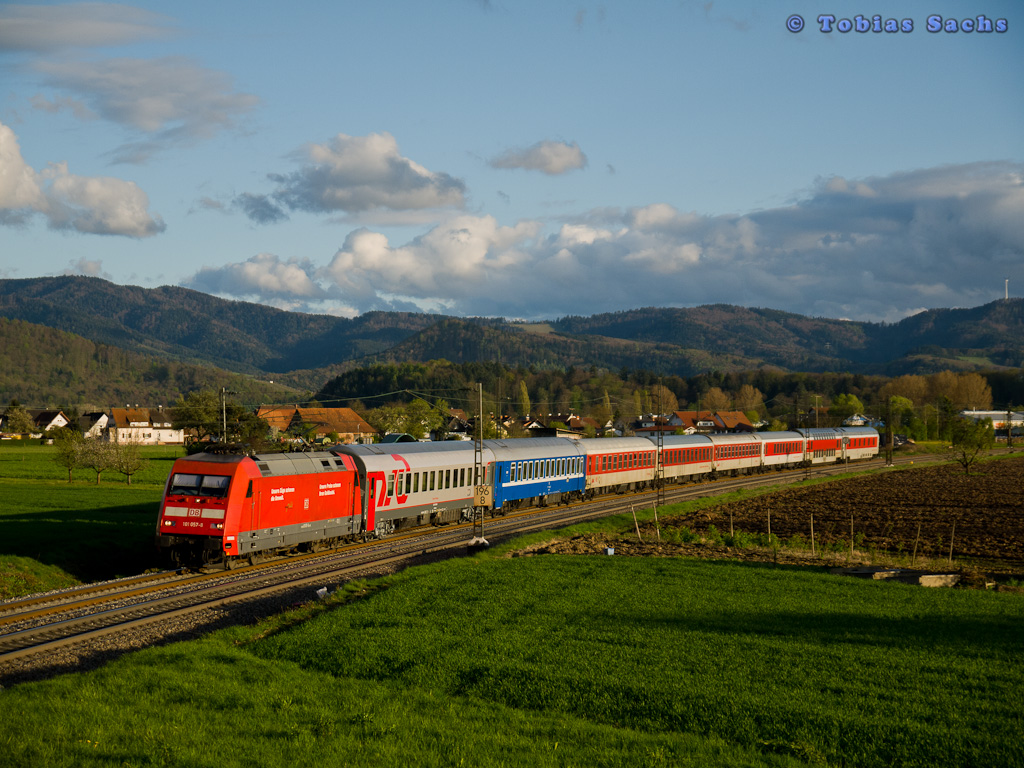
[702,387,731,411]
[82,440,117,484]
[113,437,149,485]
[52,427,86,483]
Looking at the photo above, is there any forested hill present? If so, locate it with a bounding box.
[1,276,1022,380]
[0,317,301,410]
[0,276,435,375]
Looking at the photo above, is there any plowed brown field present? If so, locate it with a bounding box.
[524,456,1024,578]
[677,456,1024,563]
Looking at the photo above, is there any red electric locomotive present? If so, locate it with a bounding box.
[156,450,361,567]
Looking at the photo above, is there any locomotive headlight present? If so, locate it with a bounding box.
[164,520,175,526]
[212,523,224,530]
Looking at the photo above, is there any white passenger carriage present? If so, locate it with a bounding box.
[334,442,490,535]
[707,432,762,476]
[652,434,715,482]
[837,426,880,461]
[759,430,808,469]
[581,436,656,495]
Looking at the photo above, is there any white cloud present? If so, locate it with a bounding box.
[34,57,259,163]
[183,162,1024,323]
[240,132,465,221]
[490,140,588,175]
[0,121,164,237]
[0,123,47,215]
[184,253,325,301]
[62,257,110,279]
[0,3,174,52]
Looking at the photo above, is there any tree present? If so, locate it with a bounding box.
[734,384,764,414]
[829,393,864,423]
[52,427,86,482]
[432,399,451,441]
[4,403,35,435]
[365,404,407,437]
[702,387,731,411]
[881,374,928,405]
[403,399,434,439]
[953,373,993,411]
[650,383,679,414]
[81,440,117,484]
[112,437,149,485]
[947,416,995,476]
[171,390,221,443]
[514,380,530,419]
[236,412,271,449]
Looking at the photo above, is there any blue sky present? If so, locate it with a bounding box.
[1,0,1021,323]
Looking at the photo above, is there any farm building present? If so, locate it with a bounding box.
[256,406,377,444]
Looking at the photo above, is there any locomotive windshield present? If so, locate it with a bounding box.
[168,473,231,498]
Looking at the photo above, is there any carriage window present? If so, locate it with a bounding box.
[430,471,436,491]
[387,473,395,497]
[413,473,420,494]
[445,469,451,489]
[405,473,412,494]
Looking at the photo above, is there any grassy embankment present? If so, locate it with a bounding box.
[0,442,182,597]
[1,541,1022,767]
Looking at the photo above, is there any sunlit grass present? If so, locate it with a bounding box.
[2,554,1021,767]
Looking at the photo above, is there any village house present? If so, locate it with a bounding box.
[256,406,377,444]
[107,407,184,445]
[637,410,755,435]
[30,409,70,433]
[78,412,110,438]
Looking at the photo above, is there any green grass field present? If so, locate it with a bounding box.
[1,553,1021,767]
[0,443,182,595]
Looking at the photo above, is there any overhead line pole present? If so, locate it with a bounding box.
[470,382,489,549]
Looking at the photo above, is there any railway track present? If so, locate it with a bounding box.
[0,453,913,679]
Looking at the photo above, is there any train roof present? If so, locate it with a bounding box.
[250,450,355,477]
[486,437,585,461]
[577,436,654,455]
[332,441,477,457]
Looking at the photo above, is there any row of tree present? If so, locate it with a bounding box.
[316,361,1013,441]
[51,428,149,484]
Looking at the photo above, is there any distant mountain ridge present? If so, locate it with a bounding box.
[0,277,1021,388]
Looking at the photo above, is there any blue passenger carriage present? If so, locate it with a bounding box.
[489,437,586,510]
